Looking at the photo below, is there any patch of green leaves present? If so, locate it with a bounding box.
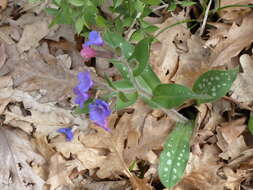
[159,122,193,188]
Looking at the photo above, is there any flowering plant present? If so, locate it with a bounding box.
[45,1,239,188]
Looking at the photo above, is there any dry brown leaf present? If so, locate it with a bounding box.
[0,75,13,114]
[151,15,211,87]
[124,114,174,165]
[1,84,87,137]
[150,14,190,83]
[0,127,45,190]
[217,118,248,160]
[6,48,77,103]
[218,0,252,21]
[82,180,131,190]
[79,113,130,178]
[231,53,253,103]
[210,13,253,67]
[0,43,7,69]
[0,0,7,10]
[129,175,153,190]
[17,19,50,53]
[46,153,79,190]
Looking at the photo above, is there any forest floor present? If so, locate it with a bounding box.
[0,0,253,190]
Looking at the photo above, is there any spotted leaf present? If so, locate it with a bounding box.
[193,68,238,104]
[152,84,210,109]
[159,122,193,188]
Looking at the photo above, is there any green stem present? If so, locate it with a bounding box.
[154,19,196,38]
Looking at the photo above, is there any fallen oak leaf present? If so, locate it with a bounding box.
[0,127,45,190]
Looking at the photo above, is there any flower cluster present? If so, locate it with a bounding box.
[80,31,103,61]
[57,70,111,141]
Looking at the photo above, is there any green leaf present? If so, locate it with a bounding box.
[140,0,161,5]
[248,114,253,135]
[118,91,129,102]
[134,0,145,13]
[45,8,59,16]
[95,15,107,28]
[159,122,193,188]
[178,1,196,7]
[113,80,134,90]
[139,64,160,90]
[104,74,116,89]
[132,38,151,76]
[168,1,177,11]
[130,30,144,42]
[75,16,85,34]
[193,68,238,104]
[116,92,138,110]
[152,84,201,109]
[113,0,123,8]
[110,59,131,80]
[68,0,85,6]
[103,31,134,59]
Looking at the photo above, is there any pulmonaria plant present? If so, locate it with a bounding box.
[56,28,239,189]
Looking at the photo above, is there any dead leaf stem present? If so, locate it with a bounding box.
[199,0,212,36]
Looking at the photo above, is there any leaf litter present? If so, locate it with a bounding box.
[0,1,253,190]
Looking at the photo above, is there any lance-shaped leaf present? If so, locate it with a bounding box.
[138,64,161,90]
[159,122,193,188]
[152,84,209,109]
[132,38,151,76]
[193,68,238,104]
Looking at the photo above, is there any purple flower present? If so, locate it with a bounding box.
[77,72,93,92]
[89,99,111,131]
[57,128,74,141]
[83,31,104,47]
[73,71,93,108]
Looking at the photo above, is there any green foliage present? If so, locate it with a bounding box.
[193,68,238,104]
[159,122,193,188]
